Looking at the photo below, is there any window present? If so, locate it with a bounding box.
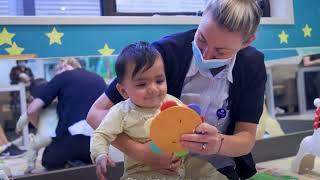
[34,0,101,16]
[0,0,20,15]
[0,0,294,25]
[0,0,9,15]
[0,0,102,16]
[116,0,207,14]
[261,0,294,24]
[105,0,270,16]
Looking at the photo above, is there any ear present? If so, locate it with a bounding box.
[242,34,256,49]
[116,83,129,99]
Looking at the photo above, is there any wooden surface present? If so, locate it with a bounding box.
[0,54,37,60]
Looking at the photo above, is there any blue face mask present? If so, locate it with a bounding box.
[192,41,232,69]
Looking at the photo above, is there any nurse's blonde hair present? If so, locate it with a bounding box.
[204,0,262,43]
[58,57,81,69]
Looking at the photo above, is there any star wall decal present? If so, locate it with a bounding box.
[278,30,289,44]
[46,27,64,45]
[5,42,24,55]
[0,27,15,46]
[98,44,115,56]
[302,24,312,37]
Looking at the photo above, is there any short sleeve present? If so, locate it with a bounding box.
[105,78,125,104]
[37,73,64,106]
[236,52,267,124]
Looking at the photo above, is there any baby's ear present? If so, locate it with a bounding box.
[116,83,129,99]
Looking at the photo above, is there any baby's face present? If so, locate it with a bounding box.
[121,57,167,108]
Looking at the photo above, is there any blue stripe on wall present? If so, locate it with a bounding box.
[0,25,197,57]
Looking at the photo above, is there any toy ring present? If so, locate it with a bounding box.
[149,101,203,154]
[201,143,207,151]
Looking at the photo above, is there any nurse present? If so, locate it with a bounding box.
[87,0,266,179]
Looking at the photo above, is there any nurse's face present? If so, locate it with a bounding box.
[194,12,255,60]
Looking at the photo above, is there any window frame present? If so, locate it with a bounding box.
[102,0,204,16]
[0,0,294,25]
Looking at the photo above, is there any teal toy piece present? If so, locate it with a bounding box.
[150,142,161,154]
[150,141,189,157]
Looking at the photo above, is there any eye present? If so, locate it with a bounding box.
[156,79,165,84]
[197,36,207,45]
[198,37,206,43]
[217,52,225,56]
[135,83,146,87]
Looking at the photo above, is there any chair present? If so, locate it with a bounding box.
[271,64,298,113]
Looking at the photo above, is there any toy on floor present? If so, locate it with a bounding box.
[291,98,320,174]
[146,101,203,157]
[250,171,298,180]
[16,102,58,174]
[256,101,285,139]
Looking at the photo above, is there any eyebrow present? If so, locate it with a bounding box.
[199,31,207,42]
[133,74,165,82]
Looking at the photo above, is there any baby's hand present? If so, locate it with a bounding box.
[95,154,116,180]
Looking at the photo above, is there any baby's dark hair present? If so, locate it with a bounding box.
[29,78,47,98]
[115,41,162,83]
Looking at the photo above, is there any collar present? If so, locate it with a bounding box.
[127,99,159,115]
[186,55,236,83]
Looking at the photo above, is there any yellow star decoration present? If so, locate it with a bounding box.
[5,42,24,55]
[302,24,312,37]
[278,30,289,44]
[46,27,64,45]
[98,44,115,56]
[0,27,15,46]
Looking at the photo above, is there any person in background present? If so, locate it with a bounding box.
[10,60,34,86]
[87,0,266,179]
[300,54,320,109]
[9,60,34,119]
[27,58,106,170]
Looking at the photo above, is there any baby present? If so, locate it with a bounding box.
[90,42,227,180]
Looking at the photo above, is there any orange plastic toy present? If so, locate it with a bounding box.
[149,101,203,156]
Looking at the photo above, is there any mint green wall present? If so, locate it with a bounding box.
[0,0,319,61]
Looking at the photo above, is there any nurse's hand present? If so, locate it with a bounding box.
[180,123,224,155]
